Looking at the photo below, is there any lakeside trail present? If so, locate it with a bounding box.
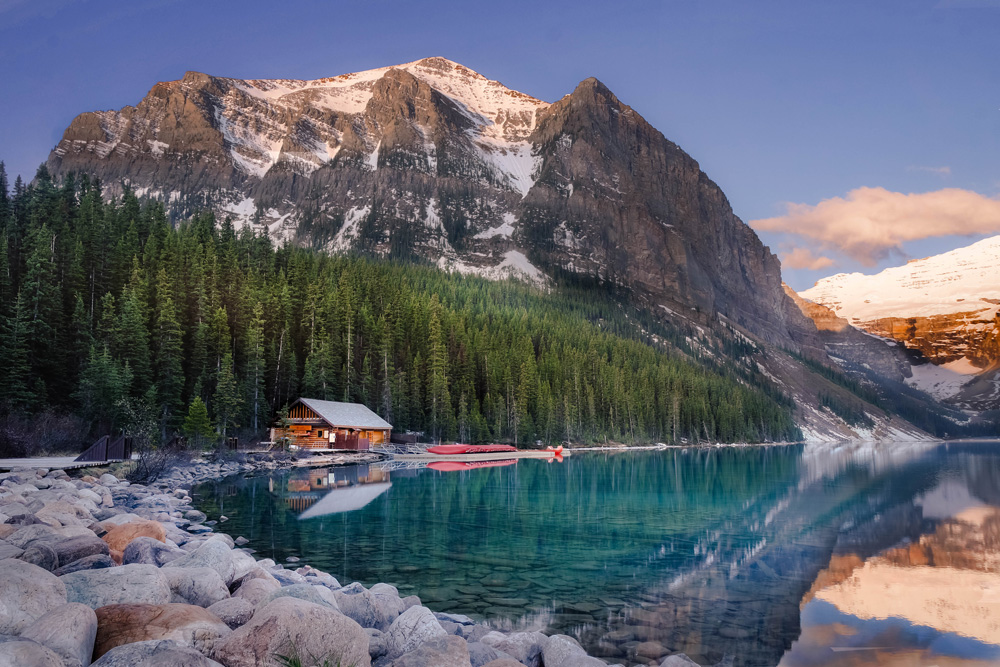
[0,454,725,667]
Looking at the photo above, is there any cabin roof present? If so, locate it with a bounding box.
[297,398,392,430]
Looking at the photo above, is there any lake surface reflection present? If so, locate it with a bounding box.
[193,441,1000,667]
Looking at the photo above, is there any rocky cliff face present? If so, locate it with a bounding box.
[48,57,818,353]
[783,284,913,383]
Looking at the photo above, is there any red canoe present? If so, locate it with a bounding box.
[426,444,518,455]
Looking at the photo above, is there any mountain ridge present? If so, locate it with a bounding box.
[47,56,821,358]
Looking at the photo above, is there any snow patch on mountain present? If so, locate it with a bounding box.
[475,213,516,240]
[330,205,370,252]
[438,250,547,287]
[801,235,1000,321]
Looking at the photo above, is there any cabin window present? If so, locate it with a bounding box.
[317,429,324,438]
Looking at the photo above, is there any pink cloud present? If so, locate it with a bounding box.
[751,187,1000,265]
[781,247,835,270]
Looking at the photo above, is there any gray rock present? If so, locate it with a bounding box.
[0,544,22,560]
[367,627,387,659]
[52,533,111,565]
[62,563,172,609]
[234,536,248,546]
[53,554,116,576]
[0,636,64,667]
[20,603,98,667]
[541,634,607,667]
[19,541,59,571]
[335,581,398,630]
[122,536,185,567]
[231,577,281,605]
[468,642,516,667]
[91,639,224,666]
[392,635,471,667]
[0,558,68,634]
[383,605,447,661]
[184,510,207,523]
[98,474,120,487]
[163,567,230,607]
[6,523,61,548]
[206,597,254,629]
[0,503,31,520]
[210,597,371,667]
[480,631,546,667]
[661,655,703,667]
[258,583,339,611]
[163,539,236,585]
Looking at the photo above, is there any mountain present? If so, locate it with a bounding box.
[47,56,986,442]
[800,236,1000,409]
[47,56,818,354]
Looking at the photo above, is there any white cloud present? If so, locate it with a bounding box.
[751,187,1000,266]
[781,247,835,271]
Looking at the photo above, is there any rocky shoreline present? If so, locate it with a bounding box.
[0,458,708,667]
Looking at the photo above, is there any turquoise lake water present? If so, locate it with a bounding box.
[193,442,1000,667]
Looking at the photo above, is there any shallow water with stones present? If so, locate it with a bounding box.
[193,442,1000,667]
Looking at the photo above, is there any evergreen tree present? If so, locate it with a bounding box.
[213,352,241,437]
[182,396,214,448]
[154,269,184,434]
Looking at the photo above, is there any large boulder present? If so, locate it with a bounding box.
[5,524,62,548]
[0,559,68,634]
[52,534,111,566]
[62,564,172,609]
[661,655,703,666]
[0,637,64,667]
[392,635,471,667]
[94,603,230,659]
[231,577,281,605]
[20,603,98,667]
[123,536,185,567]
[335,582,401,631]
[206,597,254,630]
[91,639,224,666]
[163,567,230,608]
[211,597,370,667]
[468,642,517,667]
[383,605,447,661]
[480,631,547,667]
[19,541,60,571]
[258,583,339,611]
[541,634,607,667]
[102,520,166,563]
[163,539,235,585]
[480,660,525,667]
[53,554,115,576]
[0,543,22,560]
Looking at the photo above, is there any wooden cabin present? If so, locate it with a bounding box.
[270,398,392,451]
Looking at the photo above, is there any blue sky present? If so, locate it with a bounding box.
[1,0,997,290]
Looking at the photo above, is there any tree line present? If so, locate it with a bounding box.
[0,163,801,454]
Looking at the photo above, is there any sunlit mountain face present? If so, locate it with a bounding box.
[781,445,1000,666]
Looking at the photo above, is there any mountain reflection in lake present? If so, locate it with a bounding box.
[192,442,1000,667]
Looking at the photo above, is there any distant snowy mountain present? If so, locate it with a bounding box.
[801,236,1000,408]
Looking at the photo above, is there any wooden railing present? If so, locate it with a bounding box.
[75,434,133,463]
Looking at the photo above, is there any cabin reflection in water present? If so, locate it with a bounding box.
[269,466,391,517]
